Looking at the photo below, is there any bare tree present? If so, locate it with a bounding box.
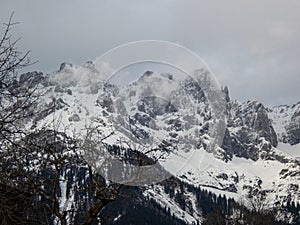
[0,12,38,151]
[0,12,41,225]
[245,186,268,213]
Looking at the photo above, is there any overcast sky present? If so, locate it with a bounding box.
[1,0,299,106]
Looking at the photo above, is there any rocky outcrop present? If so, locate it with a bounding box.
[269,102,300,145]
[222,100,278,161]
[222,86,230,103]
[286,109,300,145]
[96,92,114,113]
[19,71,44,88]
[58,62,73,72]
[68,113,81,122]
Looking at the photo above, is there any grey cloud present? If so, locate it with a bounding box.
[0,0,299,106]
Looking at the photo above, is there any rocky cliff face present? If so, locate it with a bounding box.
[286,108,300,145]
[222,100,278,161]
[269,102,300,145]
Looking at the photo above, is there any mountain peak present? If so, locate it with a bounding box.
[58,62,73,72]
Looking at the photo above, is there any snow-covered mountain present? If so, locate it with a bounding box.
[18,61,300,224]
[269,102,300,145]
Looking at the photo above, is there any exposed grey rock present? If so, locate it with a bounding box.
[34,97,67,122]
[54,85,64,93]
[59,62,73,72]
[268,102,300,145]
[83,61,98,74]
[165,118,182,132]
[137,96,177,118]
[96,92,114,113]
[131,113,152,127]
[19,71,44,88]
[66,89,72,95]
[181,77,206,103]
[68,114,81,122]
[90,83,100,94]
[129,90,136,97]
[286,109,300,145]
[222,101,278,161]
[83,61,94,69]
[140,70,153,80]
[129,124,150,139]
[161,72,173,80]
[115,99,127,116]
[103,83,119,97]
[222,86,230,102]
